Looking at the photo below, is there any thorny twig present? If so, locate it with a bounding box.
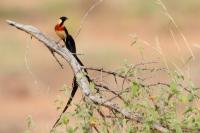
[84,62,165,80]
[95,82,126,103]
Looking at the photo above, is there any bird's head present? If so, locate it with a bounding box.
[58,16,68,25]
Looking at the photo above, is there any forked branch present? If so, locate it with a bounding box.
[7,20,169,133]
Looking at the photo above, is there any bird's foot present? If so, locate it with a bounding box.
[61,45,65,48]
[56,39,61,44]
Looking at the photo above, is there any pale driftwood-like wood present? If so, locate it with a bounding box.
[6,20,169,133]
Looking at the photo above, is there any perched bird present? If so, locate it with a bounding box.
[55,16,76,53]
[54,16,83,65]
[53,16,89,129]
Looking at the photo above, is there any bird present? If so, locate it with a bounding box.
[55,16,76,53]
[54,16,83,66]
[53,16,89,129]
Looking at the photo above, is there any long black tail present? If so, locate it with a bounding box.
[52,55,90,129]
[74,54,84,66]
[52,77,78,129]
[52,35,91,130]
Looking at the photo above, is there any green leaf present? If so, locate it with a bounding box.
[131,81,139,97]
[189,80,195,91]
[89,82,95,90]
[66,127,74,133]
[170,80,178,94]
[127,126,135,133]
[188,93,194,102]
[66,126,78,133]
[82,122,90,133]
[25,115,34,129]
[184,106,193,114]
[61,115,69,125]
[177,92,187,103]
[175,125,182,133]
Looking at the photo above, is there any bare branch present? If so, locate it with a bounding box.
[84,67,131,82]
[7,20,90,96]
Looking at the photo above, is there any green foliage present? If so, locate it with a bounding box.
[26,63,200,133]
[131,81,139,97]
[66,126,78,133]
[24,115,34,133]
[43,59,200,133]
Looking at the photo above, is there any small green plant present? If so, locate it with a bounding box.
[51,60,200,133]
[24,115,34,133]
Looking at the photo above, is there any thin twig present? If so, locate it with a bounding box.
[50,50,64,69]
[84,67,131,81]
[95,83,126,103]
[75,0,104,38]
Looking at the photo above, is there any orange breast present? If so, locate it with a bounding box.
[55,24,66,40]
[55,24,65,31]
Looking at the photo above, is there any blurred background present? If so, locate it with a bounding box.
[1,0,200,132]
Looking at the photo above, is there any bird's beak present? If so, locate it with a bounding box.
[64,17,68,21]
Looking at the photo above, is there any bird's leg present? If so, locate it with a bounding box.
[61,45,65,48]
[56,39,65,48]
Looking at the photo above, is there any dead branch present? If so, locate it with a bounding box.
[84,67,132,82]
[7,20,169,133]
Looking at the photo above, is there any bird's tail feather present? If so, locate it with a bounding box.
[52,77,78,129]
